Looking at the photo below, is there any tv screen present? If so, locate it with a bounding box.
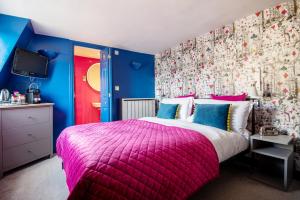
[12,48,49,78]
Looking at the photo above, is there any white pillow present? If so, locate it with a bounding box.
[193,99,252,134]
[186,114,194,123]
[161,97,194,120]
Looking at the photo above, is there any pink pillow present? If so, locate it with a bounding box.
[177,93,196,98]
[211,93,247,101]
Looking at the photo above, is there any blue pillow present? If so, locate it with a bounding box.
[193,104,230,130]
[157,103,179,119]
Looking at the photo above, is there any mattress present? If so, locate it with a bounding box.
[141,117,249,162]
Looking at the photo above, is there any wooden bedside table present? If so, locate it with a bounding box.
[250,134,294,191]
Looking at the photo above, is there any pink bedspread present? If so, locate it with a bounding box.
[56,120,219,200]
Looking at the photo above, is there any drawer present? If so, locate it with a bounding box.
[3,139,51,171]
[2,107,50,130]
[2,122,51,149]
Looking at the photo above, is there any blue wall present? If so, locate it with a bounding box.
[1,14,155,149]
[7,35,74,149]
[0,14,33,87]
[111,48,155,120]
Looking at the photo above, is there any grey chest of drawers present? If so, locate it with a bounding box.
[0,103,54,178]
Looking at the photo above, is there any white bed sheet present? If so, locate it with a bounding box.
[141,117,249,163]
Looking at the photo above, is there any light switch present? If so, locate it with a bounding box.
[115,85,120,91]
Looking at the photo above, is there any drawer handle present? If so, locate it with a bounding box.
[27,133,33,137]
[28,116,34,119]
[27,150,36,156]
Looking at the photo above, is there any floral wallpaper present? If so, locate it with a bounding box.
[155,1,300,137]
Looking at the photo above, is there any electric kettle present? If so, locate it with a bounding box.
[0,89,10,103]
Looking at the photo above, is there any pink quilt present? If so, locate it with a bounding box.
[56,120,219,200]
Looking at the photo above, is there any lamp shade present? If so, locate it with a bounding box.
[248,81,259,98]
[131,61,142,70]
[38,49,58,60]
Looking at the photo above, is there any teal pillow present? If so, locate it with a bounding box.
[157,103,179,119]
[193,104,230,130]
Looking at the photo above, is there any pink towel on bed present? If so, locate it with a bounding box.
[56,119,219,200]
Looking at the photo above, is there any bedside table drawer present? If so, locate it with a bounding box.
[2,123,51,149]
[1,107,50,130]
[3,139,51,171]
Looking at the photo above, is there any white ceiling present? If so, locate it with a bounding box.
[0,0,287,54]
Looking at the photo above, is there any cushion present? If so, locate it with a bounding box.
[211,93,247,101]
[177,93,196,115]
[193,104,230,131]
[187,105,232,131]
[161,97,194,120]
[193,99,252,135]
[157,103,179,119]
[186,114,194,123]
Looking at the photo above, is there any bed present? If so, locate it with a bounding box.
[142,117,249,163]
[57,98,252,200]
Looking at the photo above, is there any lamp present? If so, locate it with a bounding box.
[38,49,59,60]
[248,81,259,98]
[130,61,142,70]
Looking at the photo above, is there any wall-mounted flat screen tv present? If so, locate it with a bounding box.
[12,48,48,78]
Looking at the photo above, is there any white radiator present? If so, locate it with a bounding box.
[121,98,156,120]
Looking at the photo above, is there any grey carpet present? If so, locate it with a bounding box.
[0,156,299,200]
[0,156,68,200]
